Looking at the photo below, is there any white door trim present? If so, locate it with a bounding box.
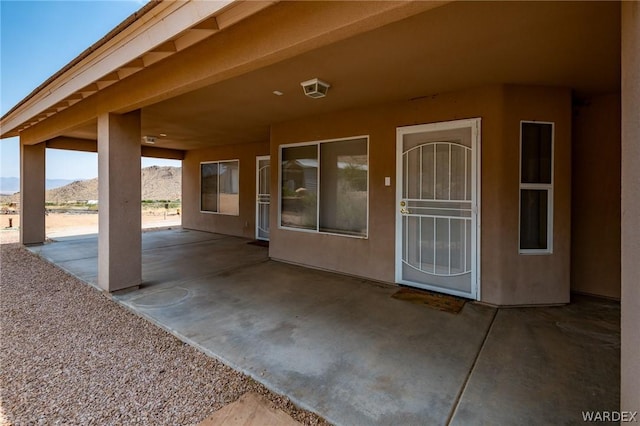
[395,118,481,300]
[256,155,270,241]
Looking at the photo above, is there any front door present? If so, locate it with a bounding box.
[396,119,480,299]
[256,156,271,241]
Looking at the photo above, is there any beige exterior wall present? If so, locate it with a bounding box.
[482,86,572,306]
[178,84,577,307]
[182,141,269,239]
[621,0,640,412]
[571,93,621,299]
[267,84,572,305]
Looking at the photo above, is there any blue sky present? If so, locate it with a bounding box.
[0,0,179,179]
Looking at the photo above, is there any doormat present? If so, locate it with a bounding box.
[392,287,466,314]
[247,240,269,248]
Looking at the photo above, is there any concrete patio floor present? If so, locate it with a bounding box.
[29,229,620,425]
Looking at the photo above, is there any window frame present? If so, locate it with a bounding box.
[518,121,554,254]
[278,135,370,239]
[200,159,240,216]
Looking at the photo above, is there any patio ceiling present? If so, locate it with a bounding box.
[64,1,620,151]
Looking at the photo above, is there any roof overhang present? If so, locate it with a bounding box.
[0,0,278,138]
[1,1,621,151]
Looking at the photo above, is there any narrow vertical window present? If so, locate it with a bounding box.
[519,122,553,253]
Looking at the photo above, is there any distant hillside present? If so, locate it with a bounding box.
[0,166,181,203]
[47,179,77,191]
[46,179,99,203]
[0,177,19,195]
[140,166,182,201]
[0,177,75,194]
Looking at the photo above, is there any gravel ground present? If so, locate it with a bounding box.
[0,243,329,425]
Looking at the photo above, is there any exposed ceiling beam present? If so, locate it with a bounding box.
[192,16,219,31]
[149,40,177,54]
[120,58,145,70]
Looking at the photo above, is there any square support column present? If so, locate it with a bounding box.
[98,111,142,292]
[19,141,46,245]
[621,1,640,411]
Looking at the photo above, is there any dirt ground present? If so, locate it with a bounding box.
[0,211,181,244]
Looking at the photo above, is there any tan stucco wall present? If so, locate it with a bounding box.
[481,86,572,306]
[268,85,572,305]
[270,87,499,284]
[571,93,621,299]
[621,0,640,412]
[182,141,269,239]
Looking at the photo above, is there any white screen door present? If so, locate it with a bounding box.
[256,156,270,241]
[396,119,480,299]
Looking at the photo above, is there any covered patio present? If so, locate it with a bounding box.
[29,229,620,425]
[3,0,636,415]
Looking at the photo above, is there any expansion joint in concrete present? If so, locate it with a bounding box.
[446,306,499,425]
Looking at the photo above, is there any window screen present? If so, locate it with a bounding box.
[319,139,368,236]
[520,189,548,250]
[521,122,552,184]
[281,145,318,230]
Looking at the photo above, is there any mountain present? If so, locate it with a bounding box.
[47,179,76,190]
[46,179,99,203]
[0,166,181,203]
[140,165,182,201]
[0,177,19,195]
[0,177,77,195]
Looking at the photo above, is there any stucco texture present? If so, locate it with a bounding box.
[182,141,269,239]
[268,85,572,306]
[571,93,621,300]
[621,0,640,411]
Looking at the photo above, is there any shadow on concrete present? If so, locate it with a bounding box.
[29,229,620,425]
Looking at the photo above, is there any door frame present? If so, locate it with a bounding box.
[395,118,482,300]
[256,155,270,241]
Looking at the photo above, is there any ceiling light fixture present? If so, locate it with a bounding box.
[300,78,330,98]
[272,90,284,96]
[159,133,167,137]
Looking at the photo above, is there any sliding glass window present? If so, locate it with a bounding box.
[280,137,368,238]
[201,160,239,215]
